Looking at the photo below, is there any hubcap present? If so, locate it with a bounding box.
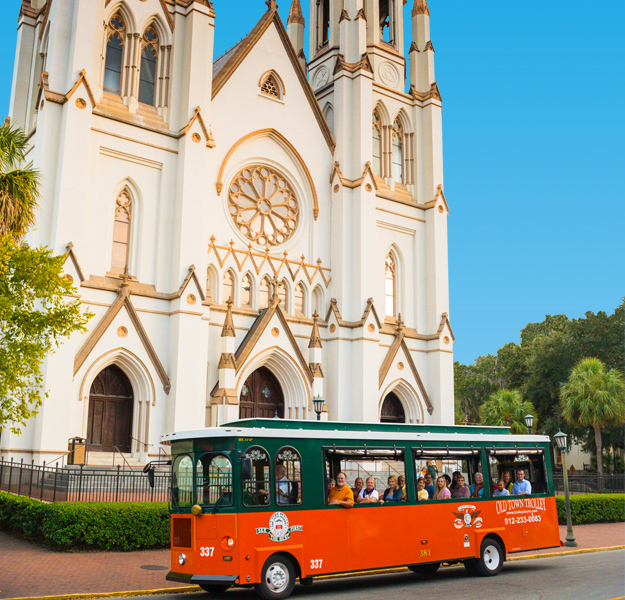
[483,545,501,571]
[266,562,289,593]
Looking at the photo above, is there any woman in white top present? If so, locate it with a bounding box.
[357,477,379,503]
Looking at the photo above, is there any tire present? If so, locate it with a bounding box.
[255,554,296,600]
[408,562,440,575]
[463,559,480,576]
[474,538,504,577]
[199,584,231,593]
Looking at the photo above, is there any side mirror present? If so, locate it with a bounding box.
[242,457,253,480]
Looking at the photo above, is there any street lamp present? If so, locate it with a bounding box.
[554,430,577,547]
[524,414,535,435]
[313,395,325,421]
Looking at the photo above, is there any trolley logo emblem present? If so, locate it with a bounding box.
[453,505,483,529]
[256,512,303,542]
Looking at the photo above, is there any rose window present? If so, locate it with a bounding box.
[228,165,300,246]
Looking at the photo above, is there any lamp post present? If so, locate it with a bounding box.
[524,414,534,435]
[313,395,325,421]
[554,430,577,547]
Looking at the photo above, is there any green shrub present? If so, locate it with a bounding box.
[555,493,625,525]
[0,492,169,551]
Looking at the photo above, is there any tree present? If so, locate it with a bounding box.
[560,357,625,475]
[0,122,40,237]
[479,389,536,435]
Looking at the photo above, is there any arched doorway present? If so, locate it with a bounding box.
[239,367,284,419]
[380,392,406,423]
[87,365,134,452]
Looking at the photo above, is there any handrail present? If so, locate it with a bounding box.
[112,446,134,471]
[130,435,152,453]
[42,453,69,468]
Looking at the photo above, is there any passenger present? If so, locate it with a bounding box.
[493,479,510,496]
[327,478,335,493]
[442,473,452,488]
[416,477,429,501]
[433,475,451,500]
[380,476,403,503]
[502,471,514,493]
[351,477,364,498]
[398,475,407,500]
[451,475,470,499]
[357,477,379,503]
[449,471,463,493]
[427,460,439,481]
[328,472,354,507]
[470,472,485,498]
[512,469,532,496]
[275,464,291,504]
[424,473,435,499]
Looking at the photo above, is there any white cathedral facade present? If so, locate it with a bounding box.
[3,0,454,464]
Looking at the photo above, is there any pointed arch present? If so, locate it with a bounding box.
[379,379,425,424]
[241,271,255,309]
[109,178,142,276]
[392,108,413,185]
[384,248,398,318]
[312,285,325,317]
[259,276,271,310]
[206,264,219,303]
[222,269,237,305]
[137,14,170,110]
[323,103,334,136]
[104,0,137,34]
[294,282,307,316]
[103,12,126,96]
[278,278,290,313]
[259,70,285,100]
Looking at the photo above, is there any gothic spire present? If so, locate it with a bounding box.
[309,310,322,349]
[221,298,236,337]
[412,0,430,16]
[287,0,305,25]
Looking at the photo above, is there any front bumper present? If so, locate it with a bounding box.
[167,571,239,585]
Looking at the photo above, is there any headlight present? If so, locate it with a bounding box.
[222,536,235,550]
[178,552,186,565]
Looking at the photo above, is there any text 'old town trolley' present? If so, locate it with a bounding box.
[161,419,560,599]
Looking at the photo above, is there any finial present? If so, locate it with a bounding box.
[287,0,305,25]
[412,0,430,16]
[309,311,322,349]
[269,276,280,301]
[266,0,278,11]
[221,297,236,337]
[396,313,405,333]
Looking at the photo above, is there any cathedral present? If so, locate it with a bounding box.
[3,0,454,464]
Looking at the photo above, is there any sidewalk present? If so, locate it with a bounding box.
[0,523,623,600]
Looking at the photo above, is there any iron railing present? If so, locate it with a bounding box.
[552,473,625,494]
[0,459,170,502]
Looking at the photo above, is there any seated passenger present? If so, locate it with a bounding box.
[416,476,429,501]
[502,471,514,493]
[328,472,354,507]
[512,469,532,496]
[357,477,379,503]
[433,475,451,500]
[327,478,335,493]
[351,477,364,498]
[470,472,485,498]
[424,473,435,499]
[451,475,471,499]
[380,476,402,503]
[275,464,291,504]
[449,471,463,493]
[398,475,407,501]
[493,479,510,496]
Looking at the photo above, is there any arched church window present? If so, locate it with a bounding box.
[222,270,234,304]
[385,252,396,318]
[260,72,283,100]
[139,27,158,106]
[241,274,253,308]
[259,277,270,310]
[392,119,404,183]
[372,110,382,177]
[278,280,288,312]
[381,392,406,423]
[111,189,132,273]
[104,15,125,95]
[312,286,324,316]
[294,284,305,316]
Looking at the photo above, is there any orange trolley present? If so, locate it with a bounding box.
[162,419,560,598]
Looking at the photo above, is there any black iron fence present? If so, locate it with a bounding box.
[0,459,170,502]
[552,473,625,495]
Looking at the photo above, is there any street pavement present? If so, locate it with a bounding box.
[0,523,623,600]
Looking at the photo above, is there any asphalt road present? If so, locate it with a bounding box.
[114,550,625,600]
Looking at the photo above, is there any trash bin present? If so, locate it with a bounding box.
[67,437,87,465]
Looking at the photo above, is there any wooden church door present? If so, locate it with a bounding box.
[380,392,406,423]
[239,367,284,419]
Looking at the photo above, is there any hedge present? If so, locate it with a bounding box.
[0,492,169,551]
[555,494,624,525]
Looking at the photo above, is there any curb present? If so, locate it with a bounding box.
[3,546,623,600]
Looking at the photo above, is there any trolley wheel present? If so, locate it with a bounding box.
[463,559,480,576]
[255,554,296,600]
[408,562,440,575]
[474,538,504,577]
[199,583,231,593]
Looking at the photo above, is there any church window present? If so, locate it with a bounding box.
[372,111,382,177]
[278,280,288,312]
[319,0,330,48]
[295,284,305,316]
[222,270,235,304]
[392,119,403,183]
[259,277,271,310]
[104,15,125,95]
[385,252,396,318]
[312,286,324,316]
[111,189,132,273]
[228,165,300,247]
[139,27,158,106]
[260,74,279,98]
[241,274,253,308]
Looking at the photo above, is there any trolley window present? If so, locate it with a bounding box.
[487,448,548,495]
[242,446,271,506]
[172,454,194,507]
[275,447,302,505]
[196,453,233,506]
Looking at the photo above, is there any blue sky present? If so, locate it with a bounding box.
[1,1,622,365]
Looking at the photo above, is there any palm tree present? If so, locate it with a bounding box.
[0,121,41,237]
[560,357,625,475]
[479,389,536,435]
